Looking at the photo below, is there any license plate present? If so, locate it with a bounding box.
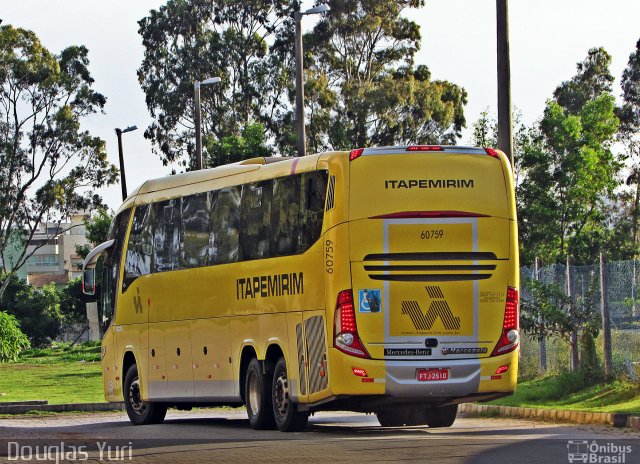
[416,368,449,381]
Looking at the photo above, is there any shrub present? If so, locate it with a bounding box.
[0,311,30,362]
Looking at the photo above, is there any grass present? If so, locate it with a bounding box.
[0,342,104,405]
[489,371,640,414]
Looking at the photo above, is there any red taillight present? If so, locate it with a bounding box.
[352,368,368,377]
[406,145,444,152]
[334,290,370,358]
[495,365,509,375]
[484,147,500,158]
[491,287,519,357]
[349,148,364,161]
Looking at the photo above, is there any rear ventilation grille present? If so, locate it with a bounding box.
[364,252,498,282]
[325,175,336,212]
[364,252,499,262]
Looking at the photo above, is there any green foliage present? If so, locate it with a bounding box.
[304,1,466,151]
[75,208,113,259]
[0,311,30,362]
[137,0,467,163]
[206,122,272,167]
[0,25,117,301]
[516,48,622,265]
[0,275,62,347]
[58,278,88,325]
[137,0,294,168]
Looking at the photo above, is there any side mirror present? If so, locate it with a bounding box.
[83,268,96,296]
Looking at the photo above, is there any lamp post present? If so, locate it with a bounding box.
[194,76,221,170]
[115,125,137,201]
[295,4,330,157]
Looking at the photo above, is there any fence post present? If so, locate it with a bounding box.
[535,257,547,371]
[599,253,613,379]
[567,255,579,371]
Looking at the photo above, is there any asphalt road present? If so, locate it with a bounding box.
[0,409,638,463]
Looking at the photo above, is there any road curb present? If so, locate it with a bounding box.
[459,403,640,430]
[0,402,124,415]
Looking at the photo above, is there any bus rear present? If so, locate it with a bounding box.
[325,145,519,426]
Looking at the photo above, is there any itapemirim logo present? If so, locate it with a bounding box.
[401,285,461,331]
[567,440,632,463]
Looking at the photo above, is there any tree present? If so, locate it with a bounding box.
[520,278,600,374]
[303,1,466,152]
[516,49,621,265]
[0,275,62,347]
[75,208,113,259]
[59,277,87,325]
[0,311,30,362]
[618,39,640,257]
[0,25,118,301]
[137,0,293,168]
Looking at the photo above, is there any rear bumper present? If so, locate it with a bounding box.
[326,347,517,401]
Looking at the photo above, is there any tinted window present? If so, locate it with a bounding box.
[102,209,131,324]
[209,187,240,264]
[123,204,154,291]
[240,182,272,260]
[180,192,211,268]
[270,176,300,257]
[153,198,181,272]
[298,171,328,252]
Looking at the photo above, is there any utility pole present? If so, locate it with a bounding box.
[496,0,514,167]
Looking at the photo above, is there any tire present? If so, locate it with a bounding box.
[376,409,409,427]
[423,404,458,428]
[272,357,308,432]
[245,358,276,430]
[123,363,167,425]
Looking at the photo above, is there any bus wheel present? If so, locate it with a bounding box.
[423,404,458,428]
[272,357,308,432]
[123,363,167,425]
[245,358,276,430]
[376,409,411,427]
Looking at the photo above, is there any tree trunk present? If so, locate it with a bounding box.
[0,272,13,303]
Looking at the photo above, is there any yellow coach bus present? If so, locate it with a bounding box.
[83,145,519,431]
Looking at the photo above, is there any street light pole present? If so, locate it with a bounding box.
[294,4,330,158]
[194,76,221,171]
[115,125,137,202]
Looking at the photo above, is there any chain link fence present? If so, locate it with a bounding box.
[519,259,640,380]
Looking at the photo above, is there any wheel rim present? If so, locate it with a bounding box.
[273,370,289,418]
[248,371,261,416]
[129,377,147,416]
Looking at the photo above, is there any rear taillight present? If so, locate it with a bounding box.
[334,290,370,358]
[349,148,364,161]
[484,147,500,158]
[406,145,444,152]
[491,287,519,357]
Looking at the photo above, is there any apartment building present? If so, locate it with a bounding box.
[2,212,91,288]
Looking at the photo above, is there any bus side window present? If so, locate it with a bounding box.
[153,198,181,272]
[102,208,131,327]
[240,181,272,261]
[210,187,240,264]
[123,204,154,291]
[180,192,211,268]
[298,171,328,253]
[270,176,300,257]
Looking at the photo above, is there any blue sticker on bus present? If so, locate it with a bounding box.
[358,289,381,313]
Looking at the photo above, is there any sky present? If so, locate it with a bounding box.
[1,0,639,211]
